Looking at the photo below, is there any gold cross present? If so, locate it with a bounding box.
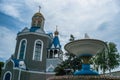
[39,6,41,12]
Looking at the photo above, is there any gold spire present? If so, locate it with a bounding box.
[54,25,59,36]
[32,5,44,20]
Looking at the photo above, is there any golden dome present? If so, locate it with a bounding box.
[32,12,45,20]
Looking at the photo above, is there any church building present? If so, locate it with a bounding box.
[1,10,63,80]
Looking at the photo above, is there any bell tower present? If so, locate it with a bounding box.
[46,26,63,72]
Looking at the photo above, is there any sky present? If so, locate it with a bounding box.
[0,0,120,71]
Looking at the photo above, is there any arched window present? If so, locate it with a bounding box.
[33,40,43,61]
[18,39,27,60]
[46,65,54,72]
[49,50,53,58]
[3,71,12,80]
[54,50,58,54]
[54,50,59,58]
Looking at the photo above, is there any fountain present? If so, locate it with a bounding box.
[48,34,120,80]
[65,38,106,75]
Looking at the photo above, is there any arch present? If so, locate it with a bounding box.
[46,65,54,72]
[3,71,12,80]
[33,39,43,61]
[54,49,58,54]
[2,59,15,69]
[17,39,27,60]
[49,50,53,58]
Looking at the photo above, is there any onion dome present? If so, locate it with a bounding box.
[31,12,45,28]
[32,12,45,20]
[31,9,45,31]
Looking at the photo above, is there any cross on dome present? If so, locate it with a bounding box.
[39,6,41,12]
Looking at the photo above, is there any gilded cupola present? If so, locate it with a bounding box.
[31,9,45,30]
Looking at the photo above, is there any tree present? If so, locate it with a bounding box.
[90,51,108,74]
[107,42,120,74]
[54,53,82,75]
[0,62,4,76]
[91,42,120,74]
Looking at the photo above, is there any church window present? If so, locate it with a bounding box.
[3,71,12,80]
[54,50,59,58]
[18,39,27,60]
[54,50,58,54]
[33,40,43,61]
[49,50,53,58]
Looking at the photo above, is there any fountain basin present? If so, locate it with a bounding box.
[65,39,107,56]
[64,39,107,75]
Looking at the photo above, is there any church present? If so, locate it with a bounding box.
[1,10,63,80]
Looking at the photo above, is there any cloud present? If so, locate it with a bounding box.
[0,4,20,19]
[0,26,16,59]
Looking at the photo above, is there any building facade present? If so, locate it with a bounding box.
[1,11,63,80]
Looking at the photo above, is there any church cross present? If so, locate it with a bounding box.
[39,6,41,12]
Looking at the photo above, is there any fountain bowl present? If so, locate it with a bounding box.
[64,39,107,75]
[65,39,107,57]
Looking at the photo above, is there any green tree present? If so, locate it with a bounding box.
[0,62,4,76]
[54,53,82,75]
[91,42,120,74]
[91,51,107,74]
[107,42,120,74]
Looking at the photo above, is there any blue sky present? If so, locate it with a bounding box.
[0,0,120,70]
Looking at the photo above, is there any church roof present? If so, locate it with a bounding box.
[12,58,20,67]
[51,36,61,48]
[50,27,61,48]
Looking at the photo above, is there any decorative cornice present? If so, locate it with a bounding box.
[17,32,52,39]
